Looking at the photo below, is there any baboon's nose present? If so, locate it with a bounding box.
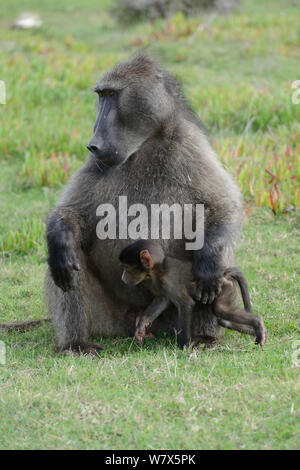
[87,144,99,155]
[87,144,105,160]
[87,139,118,164]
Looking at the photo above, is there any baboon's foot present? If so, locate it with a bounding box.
[57,343,104,356]
[255,319,267,347]
[192,335,219,349]
[145,332,155,339]
[81,343,104,355]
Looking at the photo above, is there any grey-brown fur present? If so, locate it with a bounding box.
[43,55,243,353]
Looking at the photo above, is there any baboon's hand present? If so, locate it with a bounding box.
[49,247,80,291]
[51,256,80,291]
[194,273,225,304]
[135,329,144,345]
[135,321,150,345]
[193,253,226,304]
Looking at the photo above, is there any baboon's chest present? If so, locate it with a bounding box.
[89,165,194,298]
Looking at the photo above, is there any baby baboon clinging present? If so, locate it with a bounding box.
[4,55,244,353]
[120,240,267,348]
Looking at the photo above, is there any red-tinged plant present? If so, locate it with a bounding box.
[269,183,281,214]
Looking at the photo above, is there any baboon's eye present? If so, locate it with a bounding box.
[98,90,115,97]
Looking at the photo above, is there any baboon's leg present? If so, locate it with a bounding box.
[45,268,93,354]
[214,304,267,346]
[217,319,256,336]
[176,300,194,349]
[45,253,135,354]
[45,258,103,354]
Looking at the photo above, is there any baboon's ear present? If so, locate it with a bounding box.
[140,250,154,270]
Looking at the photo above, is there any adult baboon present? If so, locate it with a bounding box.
[44,55,243,354]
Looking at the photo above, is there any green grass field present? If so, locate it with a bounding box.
[0,0,299,449]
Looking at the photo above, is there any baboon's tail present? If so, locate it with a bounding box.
[0,318,51,331]
[225,267,253,313]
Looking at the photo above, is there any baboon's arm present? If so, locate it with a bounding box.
[46,166,98,291]
[189,130,242,306]
[46,211,82,291]
[135,297,170,344]
[193,223,236,305]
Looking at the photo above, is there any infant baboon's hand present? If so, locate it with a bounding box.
[135,321,150,345]
[135,329,144,345]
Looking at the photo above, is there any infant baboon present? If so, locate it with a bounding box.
[119,240,267,349]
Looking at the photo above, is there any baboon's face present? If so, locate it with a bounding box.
[121,265,148,287]
[87,73,173,167]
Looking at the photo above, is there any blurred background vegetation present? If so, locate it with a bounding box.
[0,1,299,225]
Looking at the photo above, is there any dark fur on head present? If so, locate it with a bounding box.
[97,54,205,132]
[119,239,165,268]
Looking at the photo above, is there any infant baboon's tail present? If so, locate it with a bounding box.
[225,267,253,313]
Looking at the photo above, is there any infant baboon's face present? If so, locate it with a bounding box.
[121,264,149,287]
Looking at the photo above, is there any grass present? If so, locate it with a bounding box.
[0,0,299,449]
